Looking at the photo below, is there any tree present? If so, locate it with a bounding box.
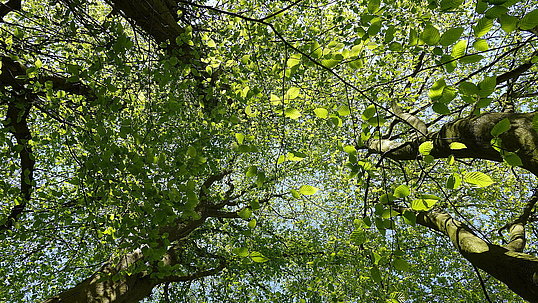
[1,0,538,302]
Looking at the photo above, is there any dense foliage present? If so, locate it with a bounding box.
[1,0,537,302]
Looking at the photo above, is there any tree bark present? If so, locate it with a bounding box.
[415,210,538,302]
[367,112,538,175]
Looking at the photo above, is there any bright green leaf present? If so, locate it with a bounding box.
[314,108,329,118]
[337,105,351,116]
[474,18,493,37]
[284,108,301,119]
[464,171,494,187]
[393,184,410,198]
[449,142,467,150]
[451,40,467,59]
[490,118,510,136]
[299,185,319,195]
[249,251,269,263]
[419,141,434,155]
[473,39,489,51]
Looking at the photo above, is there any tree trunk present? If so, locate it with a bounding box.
[416,211,538,302]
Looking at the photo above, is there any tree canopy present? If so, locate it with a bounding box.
[1,0,538,302]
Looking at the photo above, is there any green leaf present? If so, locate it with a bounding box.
[449,142,467,150]
[428,78,446,100]
[421,25,441,45]
[233,247,249,257]
[368,116,386,127]
[485,6,508,19]
[362,105,376,120]
[439,27,464,46]
[446,173,462,189]
[490,118,510,136]
[474,18,493,37]
[459,81,479,95]
[519,9,538,30]
[451,40,467,59]
[343,145,357,154]
[284,108,301,119]
[367,0,381,13]
[235,133,245,144]
[247,219,257,229]
[393,184,410,198]
[238,208,252,219]
[478,76,497,97]
[287,54,301,67]
[245,105,257,117]
[447,154,455,165]
[460,54,484,64]
[463,171,494,187]
[350,228,367,245]
[411,198,438,211]
[206,38,216,48]
[393,258,410,271]
[422,155,434,163]
[299,185,319,195]
[290,189,301,199]
[270,94,281,105]
[499,14,518,33]
[337,105,351,116]
[314,108,328,118]
[382,209,400,218]
[370,266,382,283]
[491,137,503,152]
[249,251,269,263]
[503,152,522,167]
[419,141,434,155]
[433,102,450,115]
[245,165,258,177]
[285,86,301,100]
[380,193,396,204]
[473,39,489,51]
[322,59,340,68]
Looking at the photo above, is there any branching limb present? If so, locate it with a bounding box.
[498,188,538,252]
[0,95,35,232]
[0,0,21,19]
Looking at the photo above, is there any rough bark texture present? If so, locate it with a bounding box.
[367,112,538,174]
[416,211,538,302]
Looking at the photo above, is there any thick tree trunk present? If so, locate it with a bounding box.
[416,211,538,302]
[42,249,155,303]
[367,112,538,175]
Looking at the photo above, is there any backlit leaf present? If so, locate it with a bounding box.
[439,27,464,46]
[285,108,301,119]
[449,142,467,150]
[299,185,319,195]
[446,173,461,189]
[419,141,434,155]
[519,9,538,30]
[474,18,493,37]
[314,108,329,118]
[393,184,410,198]
[464,171,494,187]
[490,118,510,136]
[451,40,467,59]
[421,25,440,45]
[249,251,269,263]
